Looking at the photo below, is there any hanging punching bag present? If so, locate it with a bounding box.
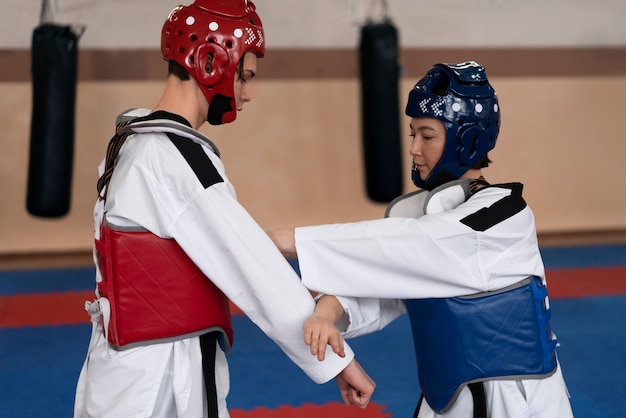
[27,23,81,217]
[359,21,403,203]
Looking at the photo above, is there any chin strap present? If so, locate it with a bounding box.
[207,94,233,125]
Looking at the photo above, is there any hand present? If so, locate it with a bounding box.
[303,295,346,361]
[336,359,376,408]
[304,313,345,361]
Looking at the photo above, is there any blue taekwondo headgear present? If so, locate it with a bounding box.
[405,61,500,190]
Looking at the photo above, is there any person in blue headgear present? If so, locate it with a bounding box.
[268,61,574,418]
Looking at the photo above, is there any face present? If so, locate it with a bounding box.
[233,52,257,111]
[409,118,446,182]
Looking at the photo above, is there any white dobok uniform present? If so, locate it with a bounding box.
[74,109,354,418]
[294,180,574,418]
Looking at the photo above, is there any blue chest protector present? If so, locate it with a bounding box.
[406,276,557,413]
[386,180,558,414]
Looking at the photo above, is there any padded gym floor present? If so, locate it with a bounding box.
[1,243,624,417]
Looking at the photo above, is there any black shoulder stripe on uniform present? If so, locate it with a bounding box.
[167,133,223,189]
[460,183,527,232]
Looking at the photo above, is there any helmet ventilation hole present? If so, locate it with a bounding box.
[205,53,214,73]
[431,78,450,96]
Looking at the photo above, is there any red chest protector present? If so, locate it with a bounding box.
[95,221,233,351]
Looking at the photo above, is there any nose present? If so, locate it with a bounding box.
[409,137,421,156]
[240,83,252,104]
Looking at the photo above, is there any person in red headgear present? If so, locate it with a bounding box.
[73,1,375,417]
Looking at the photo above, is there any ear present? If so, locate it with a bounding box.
[194,43,230,86]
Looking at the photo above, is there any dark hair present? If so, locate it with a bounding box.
[168,60,190,80]
[472,153,492,169]
[236,58,244,80]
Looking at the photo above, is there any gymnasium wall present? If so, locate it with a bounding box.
[1,0,625,256]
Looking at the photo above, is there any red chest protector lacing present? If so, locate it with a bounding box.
[95,220,233,351]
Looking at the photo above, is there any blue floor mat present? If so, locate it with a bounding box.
[0,296,624,417]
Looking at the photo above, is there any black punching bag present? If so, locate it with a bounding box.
[27,23,81,217]
[359,21,403,203]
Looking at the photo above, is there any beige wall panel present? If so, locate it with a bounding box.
[1,76,625,255]
[0,81,163,254]
[201,79,390,230]
[485,76,626,232]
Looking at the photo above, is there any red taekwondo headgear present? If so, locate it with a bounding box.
[162,0,265,125]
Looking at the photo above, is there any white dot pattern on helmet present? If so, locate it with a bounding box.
[494,104,499,112]
[243,27,263,46]
[452,103,461,112]
[431,100,444,117]
[186,16,195,26]
[234,28,243,38]
[419,98,444,117]
[475,103,483,113]
[209,22,218,31]
[244,28,254,44]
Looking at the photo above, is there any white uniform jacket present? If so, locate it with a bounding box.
[74,109,354,418]
[294,180,573,418]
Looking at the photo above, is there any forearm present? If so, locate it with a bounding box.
[314,294,345,324]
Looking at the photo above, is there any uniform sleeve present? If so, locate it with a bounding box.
[294,189,544,300]
[295,215,487,299]
[168,182,354,384]
[334,296,407,339]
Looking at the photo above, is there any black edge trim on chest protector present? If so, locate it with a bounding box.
[460,183,527,232]
[167,133,223,188]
